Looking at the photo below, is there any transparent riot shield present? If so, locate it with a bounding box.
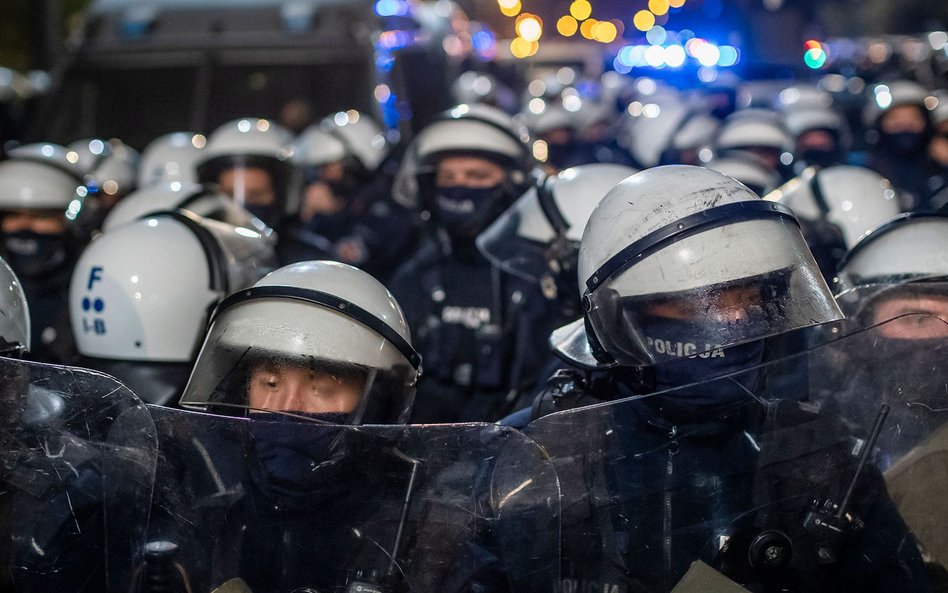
[523,314,947,593]
[0,356,158,592]
[141,406,560,593]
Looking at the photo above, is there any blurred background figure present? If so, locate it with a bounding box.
[70,210,276,405]
[287,110,416,281]
[67,137,140,237]
[713,108,796,181]
[865,81,945,210]
[775,83,851,171]
[389,104,551,422]
[196,117,295,231]
[702,151,782,197]
[0,142,84,364]
[927,90,948,206]
[137,131,206,188]
[765,165,902,283]
[451,70,517,114]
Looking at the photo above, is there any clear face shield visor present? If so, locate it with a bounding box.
[476,186,576,285]
[583,203,843,366]
[179,288,420,424]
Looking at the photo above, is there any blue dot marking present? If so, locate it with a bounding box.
[94,298,105,312]
[82,297,91,311]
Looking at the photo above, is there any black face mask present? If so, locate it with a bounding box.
[4,230,69,279]
[638,316,766,409]
[799,147,844,169]
[249,411,350,498]
[434,184,511,245]
[880,131,928,156]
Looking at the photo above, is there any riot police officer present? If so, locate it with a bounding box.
[0,143,84,364]
[287,110,416,280]
[865,81,945,210]
[389,104,551,422]
[823,212,948,585]
[523,165,928,592]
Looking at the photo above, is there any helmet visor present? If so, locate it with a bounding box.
[476,187,565,284]
[586,217,843,366]
[179,298,417,424]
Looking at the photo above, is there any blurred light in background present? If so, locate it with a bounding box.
[516,13,543,42]
[570,0,593,21]
[557,15,579,37]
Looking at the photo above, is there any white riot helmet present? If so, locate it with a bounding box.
[293,111,389,173]
[619,93,691,169]
[715,109,794,159]
[0,143,83,212]
[452,71,500,106]
[320,111,389,172]
[477,163,636,287]
[392,104,534,209]
[138,132,206,186]
[765,166,901,248]
[179,260,420,424]
[863,80,933,128]
[703,152,782,197]
[783,107,845,139]
[0,256,30,356]
[835,212,948,292]
[102,180,273,238]
[774,83,833,113]
[67,139,139,198]
[554,165,842,368]
[70,211,275,404]
[832,213,948,334]
[667,113,720,156]
[196,118,296,225]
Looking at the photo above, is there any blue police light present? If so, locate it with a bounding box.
[374,0,409,17]
[376,30,414,50]
[472,30,496,55]
[717,45,739,67]
[614,57,633,74]
[375,53,395,73]
[617,45,636,67]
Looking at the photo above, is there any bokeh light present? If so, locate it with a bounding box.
[557,15,579,37]
[633,10,655,32]
[510,36,539,58]
[499,0,521,17]
[516,14,543,42]
[593,20,617,43]
[569,0,592,21]
[580,18,599,39]
[648,0,670,16]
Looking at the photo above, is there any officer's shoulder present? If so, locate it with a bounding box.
[388,239,444,287]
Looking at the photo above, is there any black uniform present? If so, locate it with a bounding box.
[388,237,557,423]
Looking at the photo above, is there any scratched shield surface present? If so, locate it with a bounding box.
[524,314,947,592]
[143,406,560,593]
[0,357,157,592]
